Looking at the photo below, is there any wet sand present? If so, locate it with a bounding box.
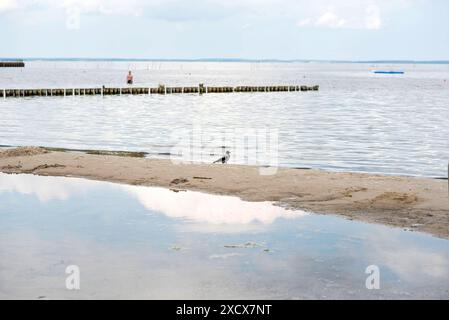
[1,147,448,239]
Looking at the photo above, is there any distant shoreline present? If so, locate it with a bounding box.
[1,57,449,65]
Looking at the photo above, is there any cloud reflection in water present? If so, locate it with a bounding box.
[0,173,307,226]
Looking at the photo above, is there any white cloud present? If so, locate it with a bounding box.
[0,0,17,12]
[364,230,449,282]
[296,18,311,27]
[0,172,306,228]
[315,11,346,28]
[126,185,306,226]
[0,173,99,202]
[294,2,389,30]
[1,0,416,29]
[60,0,147,16]
[365,5,382,29]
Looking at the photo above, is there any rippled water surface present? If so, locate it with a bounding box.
[1,173,449,299]
[1,61,449,177]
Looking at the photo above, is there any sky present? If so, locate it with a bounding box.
[0,0,448,60]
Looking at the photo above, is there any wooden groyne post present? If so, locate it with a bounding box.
[0,61,25,68]
[0,84,319,98]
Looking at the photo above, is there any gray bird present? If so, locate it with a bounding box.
[213,151,231,164]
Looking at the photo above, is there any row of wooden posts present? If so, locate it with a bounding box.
[0,61,25,68]
[1,84,319,98]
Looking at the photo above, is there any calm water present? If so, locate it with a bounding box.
[1,61,449,177]
[0,173,448,299]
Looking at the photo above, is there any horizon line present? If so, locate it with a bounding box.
[1,57,449,64]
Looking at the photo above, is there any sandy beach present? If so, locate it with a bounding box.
[1,147,448,239]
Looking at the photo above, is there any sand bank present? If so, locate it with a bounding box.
[1,147,448,238]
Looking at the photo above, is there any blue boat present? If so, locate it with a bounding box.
[373,71,405,74]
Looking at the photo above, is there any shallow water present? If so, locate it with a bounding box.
[1,61,449,177]
[0,173,448,299]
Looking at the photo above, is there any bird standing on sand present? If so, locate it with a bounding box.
[213,151,231,164]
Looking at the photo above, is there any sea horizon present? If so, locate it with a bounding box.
[1,57,449,65]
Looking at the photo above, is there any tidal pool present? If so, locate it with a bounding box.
[0,173,448,299]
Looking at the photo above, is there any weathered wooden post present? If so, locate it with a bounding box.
[157,84,165,95]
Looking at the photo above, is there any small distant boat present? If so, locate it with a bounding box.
[373,70,405,75]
